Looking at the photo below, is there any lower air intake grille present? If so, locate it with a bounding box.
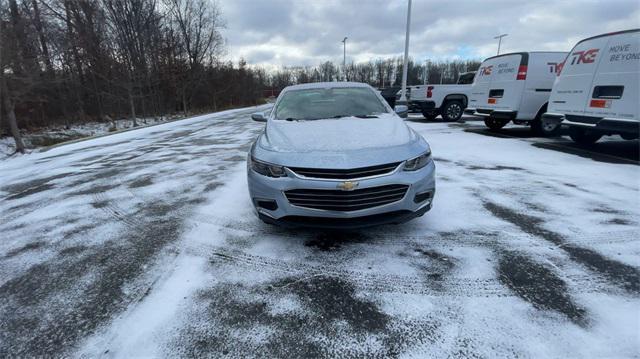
[285,184,409,211]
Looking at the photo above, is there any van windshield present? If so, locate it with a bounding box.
[274,87,388,121]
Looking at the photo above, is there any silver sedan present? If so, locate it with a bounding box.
[247,82,435,229]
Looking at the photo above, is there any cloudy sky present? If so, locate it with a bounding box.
[218,0,639,69]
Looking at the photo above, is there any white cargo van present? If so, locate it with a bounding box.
[465,51,567,134]
[542,29,639,144]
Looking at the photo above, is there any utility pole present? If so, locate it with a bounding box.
[342,37,348,81]
[398,0,412,105]
[494,33,508,55]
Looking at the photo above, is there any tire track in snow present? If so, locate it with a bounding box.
[205,246,612,297]
[84,108,264,230]
[483,200,640,295]
[0,107,268,357]
[205,219,639,246]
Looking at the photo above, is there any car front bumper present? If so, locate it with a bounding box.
[247,160,436,229]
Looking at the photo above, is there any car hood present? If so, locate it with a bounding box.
[261,114,415,152]
[255,113,429,168]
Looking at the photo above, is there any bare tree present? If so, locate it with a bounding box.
[1,0,38,153]
[1,0,482,151]
[167,0,223,114]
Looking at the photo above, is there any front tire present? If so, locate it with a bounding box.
[569,127,602,145]
[441,101,463,122]
[484,117,508,131]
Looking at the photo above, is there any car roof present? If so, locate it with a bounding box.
[281,82,373,93]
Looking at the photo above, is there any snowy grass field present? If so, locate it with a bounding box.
[0,107,638,357]
[0,113,214,160]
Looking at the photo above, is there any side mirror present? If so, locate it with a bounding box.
[251,112,267,122]
[394,105,409,118]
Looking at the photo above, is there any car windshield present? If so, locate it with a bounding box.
[274,87,388,121]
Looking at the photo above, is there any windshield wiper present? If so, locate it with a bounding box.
[330,114,379,119]
[354,114,379,118]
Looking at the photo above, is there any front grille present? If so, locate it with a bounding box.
[285,184,409,211]
[288,162,401,180]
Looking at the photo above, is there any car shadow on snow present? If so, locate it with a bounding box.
[303,231,370,251]
[461,125,639,164]
[462,126,569,139]
[404,114,484,124]
[531,140,639,165]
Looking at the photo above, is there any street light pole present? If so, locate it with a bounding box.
[399,0,412,104]
[423,60,429,85]
[494,33,508,55]
[342,37,348,81]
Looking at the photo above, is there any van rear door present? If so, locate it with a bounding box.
[549,35,610,118]
[471,54,525,112]
[487,54,526,112]
[468,60,493,110]
[585,30,639,121]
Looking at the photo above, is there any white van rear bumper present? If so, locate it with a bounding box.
[465,108,518,120]
[542,112,640,135]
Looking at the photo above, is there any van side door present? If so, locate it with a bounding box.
[518,53,567,119]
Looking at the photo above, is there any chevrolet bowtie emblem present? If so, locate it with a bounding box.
[337,181,359,191]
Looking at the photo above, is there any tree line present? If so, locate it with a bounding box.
[267,58,481,91]
[0,0,480,153]
[1,0,262,152]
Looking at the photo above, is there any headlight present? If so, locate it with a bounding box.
[249,156,287,178]
[404,150,432,171]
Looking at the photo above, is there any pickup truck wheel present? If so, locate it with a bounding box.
[484,118,508,131]
[421,112,438,121]
[442,101,463,122]
[569,127,602,145]
[531,118,561,136]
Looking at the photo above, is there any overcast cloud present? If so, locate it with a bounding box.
[218,0,639,68]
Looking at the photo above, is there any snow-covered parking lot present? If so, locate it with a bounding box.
[0,106,638,357]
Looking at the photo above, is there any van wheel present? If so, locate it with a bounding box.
[484,118,508,131]
[422,112,438,121]
[531,119,561,136]
[442,101,463,121]
[569,127,602,145]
